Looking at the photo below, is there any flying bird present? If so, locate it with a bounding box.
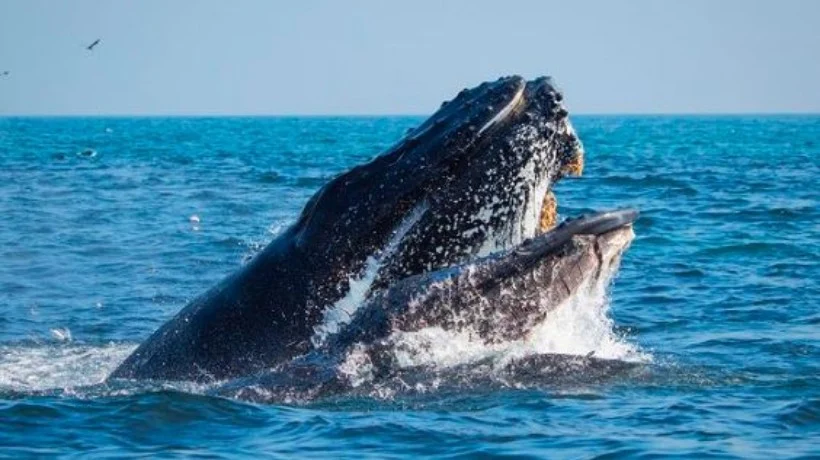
[1,71,9,77]
[86,39,101,51]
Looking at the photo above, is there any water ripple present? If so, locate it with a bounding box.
[0,115,818,456]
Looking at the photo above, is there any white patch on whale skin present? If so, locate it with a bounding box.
[312,202,429,346]
[478,84,525,136]
[474,110,583,258]
[337,342,374,387]
[471,125,555,257]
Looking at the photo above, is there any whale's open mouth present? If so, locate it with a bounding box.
[320,78,637,363]
[309,76,591,345]
[310,76,594,345]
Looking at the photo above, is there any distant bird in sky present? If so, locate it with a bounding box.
[1,71,9,76]
[86,39,101,51]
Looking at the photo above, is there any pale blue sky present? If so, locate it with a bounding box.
[0,0,818,115]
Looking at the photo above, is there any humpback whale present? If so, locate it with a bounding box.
[111,75,588,382]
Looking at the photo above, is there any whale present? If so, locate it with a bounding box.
[110,75,585,382]
[214,209,638,402]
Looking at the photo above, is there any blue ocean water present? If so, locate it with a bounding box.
[0,115,818,457]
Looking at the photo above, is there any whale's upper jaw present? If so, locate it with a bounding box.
[424,75,584,177]
[358,76,589,282]
[290,76,529,246]
[521,76,585,179]
[290,75,582,257]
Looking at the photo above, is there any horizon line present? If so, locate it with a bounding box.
[1,111,819,118]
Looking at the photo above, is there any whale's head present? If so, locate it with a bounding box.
[377,76,584,282]
[290,76,584,297]
[107,75,599,385]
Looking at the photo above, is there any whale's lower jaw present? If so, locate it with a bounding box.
[212,212,638,403]
[319,209,638,363]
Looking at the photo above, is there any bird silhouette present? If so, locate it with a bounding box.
[1,71,9,76]
[86,39,101,51]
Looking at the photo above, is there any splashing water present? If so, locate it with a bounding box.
[241,220,292,264]
[337,343,375,388]
[0,344,135,392]
[50,327,73,343]
[525,277,648,362]
[369,259,649,375]
[474,124,561,257]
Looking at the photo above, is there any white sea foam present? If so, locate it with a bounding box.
[0,343,135,392]
[50,327,73,343]
[241,219,291,264]
[337,343,375,387]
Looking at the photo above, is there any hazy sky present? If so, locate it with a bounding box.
[0,0,818,115]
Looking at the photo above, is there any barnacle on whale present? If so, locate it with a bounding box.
[561,148,585,177]
[539,191,558,233]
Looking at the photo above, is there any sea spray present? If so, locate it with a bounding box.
[362,258,649,376]
[0,344,135,392]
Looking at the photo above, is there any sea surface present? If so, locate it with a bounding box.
[0,115,817,458]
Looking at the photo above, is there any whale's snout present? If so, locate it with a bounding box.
[563,209,639,236]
